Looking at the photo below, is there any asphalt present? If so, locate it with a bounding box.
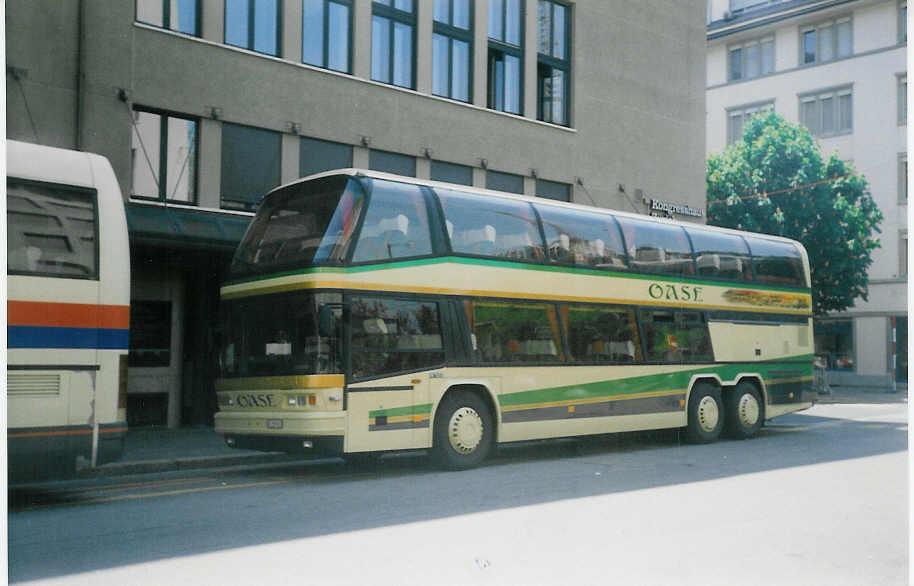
[79,384,908,479]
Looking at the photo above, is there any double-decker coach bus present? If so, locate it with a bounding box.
[216,170,815,469]
[7,140,130,481]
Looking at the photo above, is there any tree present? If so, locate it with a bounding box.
[706,112,882,316]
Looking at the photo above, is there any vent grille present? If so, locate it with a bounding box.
[8,373,61,396]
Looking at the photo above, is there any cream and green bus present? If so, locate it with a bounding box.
[215,170,815,469]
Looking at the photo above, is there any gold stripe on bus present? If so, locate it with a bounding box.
[215,375,345,391]
[222,277,811,316]
[501,388,687,413]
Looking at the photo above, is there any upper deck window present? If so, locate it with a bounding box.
[7,179,98,279]
[685,228,752,282]
[616,217,694,277]
[230,176,363,276]
[745,236,806,287]
[351,179,432,263]
[437,188,545,261]
[536,204,628,270]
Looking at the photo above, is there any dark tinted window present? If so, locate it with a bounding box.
[485,169,524,194]
[221,123,281,211]
[640,310,713,363]
[465,300,564,363]
[537,204,628,270]
[746,236,806,287]
[536,178,570,201]
[352,180,432,263]
[300,136,353,178]
[7,180,98,279]
[563,305,642,363]
[617,217,694,277]
[350,296,444,379]
[369,150,416,177]
[430,160,473,186]
[686,228,752,282]
[437,188,545,261]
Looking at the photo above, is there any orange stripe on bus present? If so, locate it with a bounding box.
[7,301,130,329]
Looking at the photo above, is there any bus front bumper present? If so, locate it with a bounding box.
[215,410,346,455]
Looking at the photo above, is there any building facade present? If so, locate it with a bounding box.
[706,0,908,388]
[7,0,707,427]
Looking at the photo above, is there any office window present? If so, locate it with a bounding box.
[901,231,908,278]
[225,0,281,56]
[799,87,852,137]
[369,150,416,177]
[899,75,907,125]
[535,178,570,201]
[537,1,570,125]
[300,136,352,177]
[136,0,199,35]
[900,154,908,203]
[729,0,770,13]
[302,0,352,72]
[131,108,198,203]
[900,1,907,43]
[430,160,473,185]
[485,169,524,194]
[221,123,281,211]
[433,0,472,102]
[726,101,773,144]
[371,1,416,89]
[728,37,774,81]
[801,17,852,65]
[488,0,523,115]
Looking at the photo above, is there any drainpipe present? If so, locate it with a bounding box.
[76,0,84,149]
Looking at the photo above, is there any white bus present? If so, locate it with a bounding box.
[215,170,815,469]
[7,140,131,482]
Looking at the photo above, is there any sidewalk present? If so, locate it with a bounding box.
[81,385,907,478]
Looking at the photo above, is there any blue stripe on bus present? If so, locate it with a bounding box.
[7,326,129,349]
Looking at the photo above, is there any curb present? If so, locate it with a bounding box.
[78,452,311,478]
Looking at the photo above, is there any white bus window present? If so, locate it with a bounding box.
[616,217,694,277]
[536,204,628,270]
[352,180,432,263]
[437,188,545,261]
[7,180,98,279]
[686,228,752,282]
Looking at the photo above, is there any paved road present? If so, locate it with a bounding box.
[8,402,908,585]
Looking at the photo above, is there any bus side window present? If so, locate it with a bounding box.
[617,217,694,277]
[465,300,564,363]
[562,304,643,363]
[351,180,432,263]
[686,227,752,282]
[745,236,806,288]
[536,204,629,270]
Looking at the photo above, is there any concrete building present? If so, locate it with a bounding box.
[7,0,707,427]
[706,0,907,388]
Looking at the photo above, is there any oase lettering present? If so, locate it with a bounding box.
[648,283,703,303]
[236,394,274,408]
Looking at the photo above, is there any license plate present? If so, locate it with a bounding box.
[267,419,283,430]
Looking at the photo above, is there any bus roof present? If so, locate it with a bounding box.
[266,167,807,251]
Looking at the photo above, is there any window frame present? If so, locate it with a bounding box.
[899,152,908,204]
[536,0,571,126]
[487,0,525,115]
[302,0,353,73]
[130,106,200,205]
[727,36,774,82]
[900,1,907,44]
[799,15,852,66]
[371,0,417,89]
[136,0,202,36]
[726,100,774,145]
[7,177,101,281]
[224,0,283,57]
[898,74,907,126]
[432,0,474,103]
[798,85,853,138]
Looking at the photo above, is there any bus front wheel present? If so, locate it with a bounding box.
[431,391,494,470]
[685,382,724,444]
[724,381,764,439]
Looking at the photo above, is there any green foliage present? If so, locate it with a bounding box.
[707,112,882,315]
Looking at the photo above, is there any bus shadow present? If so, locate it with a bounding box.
[8,408,907,583]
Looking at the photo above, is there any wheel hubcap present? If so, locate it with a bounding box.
[697,396,720,433]
[448,407,484,454]
[738,393,760,427]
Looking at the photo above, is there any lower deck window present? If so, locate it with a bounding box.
[465,300,564,363]
[640,310,713,363]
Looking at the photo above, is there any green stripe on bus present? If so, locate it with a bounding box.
[228,256,811,294]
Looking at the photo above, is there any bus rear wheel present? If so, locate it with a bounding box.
[431,391,494,470]
[685,382,724,444]
[724,381,764,439]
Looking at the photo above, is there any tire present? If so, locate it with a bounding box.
[685,382,724,444]
[724,381,764,439]
[431,391,494,470]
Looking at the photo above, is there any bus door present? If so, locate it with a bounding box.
[344,294,448,454]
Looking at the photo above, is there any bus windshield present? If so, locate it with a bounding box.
[219,291,343,377]
[231,176,364,277]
